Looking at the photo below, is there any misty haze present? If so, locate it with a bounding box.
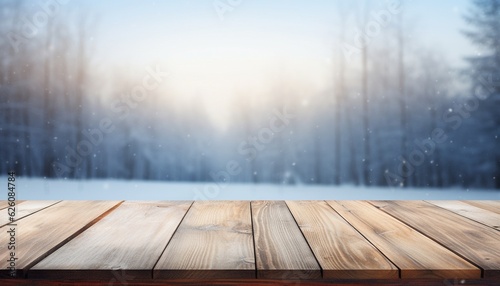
[1,0,499,199]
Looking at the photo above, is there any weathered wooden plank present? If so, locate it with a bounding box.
[0,200,24,210]
[29,201,192,280]
[2,277,500,286]
[0,201,61,227]
[328,201,480,279]
[286,201,398,279]
[251,201,321,279]
[154,201,255,279]
[0,200,121,277]
[462,200,500,215]
[4,277,500,286]
[370,200,500,278]
[427,200,500,231]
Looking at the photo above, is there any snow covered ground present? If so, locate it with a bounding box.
[4,177,499,201]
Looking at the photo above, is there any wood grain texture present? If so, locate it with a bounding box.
[1,200,498,282]
[328,201,480,279]
[462,201,500,215]
[154,201,255,279]
[370,200,500,278]
[29,201,192,280]
[251,201,321,279]
[0,201,61,227]
[427,200,500,231]
[0,200,121,278]
[1,278,499,286]
[0,200,24,210]
[286,201,398,279]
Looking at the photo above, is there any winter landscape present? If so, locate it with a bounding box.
[1,0,499,199]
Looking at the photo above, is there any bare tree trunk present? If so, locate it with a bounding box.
[429,105,444,187]
[334,97,342,184]
[361,1,371,185]
[75,14,88,178]
[345,98,360,185]
[496,158,500,189]
[398,12,408,187]
[334,8,347,185]
[2,1,23,175]
[43,21,54,177]
[314,130,322,184]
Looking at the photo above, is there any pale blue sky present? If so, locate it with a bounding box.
[72,0,474,67]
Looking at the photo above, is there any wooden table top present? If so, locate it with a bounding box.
[1,200,499,285]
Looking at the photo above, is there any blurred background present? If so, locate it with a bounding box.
[1,0,499,189]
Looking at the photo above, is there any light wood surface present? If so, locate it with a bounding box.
[286,201,398,279]
[0,201,60,227]
[462,200,500,215]
[0,200,24,210]
[154,201,255,279]
[427,200,500,231]
[328,201,480,279]
[370,200,500,278]
[0,200,121,277]
[0,200,498,282]
[29,201,192,280]
[251,200,321,279]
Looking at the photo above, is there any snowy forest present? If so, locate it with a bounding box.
[1,0,499,189]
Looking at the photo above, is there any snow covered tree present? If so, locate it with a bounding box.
[464,0,500,189]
